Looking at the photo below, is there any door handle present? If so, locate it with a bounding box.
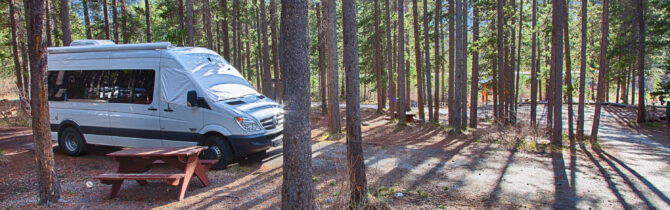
[148,107,158,111]
[163,109,174,112]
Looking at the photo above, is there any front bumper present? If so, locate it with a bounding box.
[228,132,282,157]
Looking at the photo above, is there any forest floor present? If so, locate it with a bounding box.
[0,104,669,209]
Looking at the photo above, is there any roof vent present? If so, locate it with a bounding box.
[70,40,115,46]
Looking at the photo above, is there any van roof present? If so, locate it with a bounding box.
[48,41,173,54]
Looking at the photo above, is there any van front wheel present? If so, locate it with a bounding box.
[201,136,234,170]
[59,127,87,156]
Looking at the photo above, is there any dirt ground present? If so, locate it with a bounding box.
[0,105,669,209]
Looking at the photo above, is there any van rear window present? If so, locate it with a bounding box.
[48,70,155,105]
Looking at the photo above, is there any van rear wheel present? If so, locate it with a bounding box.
[59,127,87,156]
[200,136,234,170]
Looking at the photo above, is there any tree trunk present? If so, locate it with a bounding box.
[496,0,504,122]
[271,0,281,101]
[232,0,238,66]
[206,0,214,48]
[448,0,455,125]
[590,0,608,144]
[221,0,230,59]
[325,0,341,133]
[260,0,273,99]
[10,0,28,114]
[20,40,30,98]
[470,0,479,128]
[186,0,195,46]
[577,0,587,139]
[342,0,367,204]
[145,0,152,42]
[453,0,463,130]
[50,0,60,46]
[45,0,52,46]
[434,0,441,121]
[255,3,262,90]
[26,0,62,203]
[60,0,71,46]
[103,0,110,40]
[424,0,433,122]
[83,0,92,39]
[551,0,564,144]
[515,0,524,116]
[112,0,118,43]
[636,0,646,122]
[461,0,468,128]
[121,0,128,43]
[397,0,407,125]
[317,2,327,115]
[385,0,395,119]
[375,0,384,113]
[412,0,424,120]
[563,0,574,141]
[531,0,538,127]
[279,1,314,208]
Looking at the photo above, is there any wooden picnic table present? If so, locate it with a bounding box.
[94,146,215,201]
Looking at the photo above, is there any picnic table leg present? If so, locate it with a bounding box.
[116,157,153,186]
[110,180,124,198]
[193,158,210,186]
[178,155,198,201]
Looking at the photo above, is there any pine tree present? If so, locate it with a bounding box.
[397,0,407,125]
[60,0,71,46]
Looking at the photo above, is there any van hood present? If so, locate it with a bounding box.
[221,94,282,122]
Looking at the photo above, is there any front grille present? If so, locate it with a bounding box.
[260,114,284,130]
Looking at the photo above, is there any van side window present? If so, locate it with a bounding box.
[107,70,155,104]
[47,70,106,101]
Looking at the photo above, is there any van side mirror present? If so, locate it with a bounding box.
[187,90,198,107]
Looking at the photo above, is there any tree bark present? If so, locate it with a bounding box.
[342,0,367,204]
[317,2,327,115]
[83,0,92,39]
[279,0,314,208]
[470,0,479,128]
[453,0,463,130]
[531,0,538,127]
[590,0,608,144]
[145,0,152,42]
[10,0,28,114]
[260,0,273,99]
[120,0,128,43]
[636,0,646,123]
[186,0,195,46]
[412,0,424,120]
[221,0,230,59]
[385,0,395,119]
[26,0,62,203]
[496,0,504,122]
[434,0,442,121]
[551,0,564,144]
[45,0,52,46]
[515,0,524,116]
[577,0,587,139]
[103,0,111,40]
[563,0,574,141]
[424,0,433,122]
[324,0,341,132]
[270,0,281,101]
[112,0,118,43]
[397,0,407,125]
[60,0,71,46]
[205,0,213,48]
[375,0,384,113]
[448,0,455,125]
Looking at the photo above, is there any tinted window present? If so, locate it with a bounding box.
[47,70,154,104]
[48,70,106,101]
[107,70,155,104]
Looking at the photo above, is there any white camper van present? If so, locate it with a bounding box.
[47,40,283,169]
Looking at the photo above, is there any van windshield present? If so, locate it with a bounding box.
[179,51,258,101]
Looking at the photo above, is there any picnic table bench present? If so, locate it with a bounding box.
[94,146,217,201]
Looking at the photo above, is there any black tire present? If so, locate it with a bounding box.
[59,127,87,156]
[200,135,234,170]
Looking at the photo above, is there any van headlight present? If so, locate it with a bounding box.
[234,117,262,132]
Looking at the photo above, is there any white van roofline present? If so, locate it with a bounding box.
[48,42,173,54]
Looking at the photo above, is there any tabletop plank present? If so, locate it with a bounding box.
[107,146,208,157]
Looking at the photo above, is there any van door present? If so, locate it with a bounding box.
[158,58,203,146]
[106,69,162,147]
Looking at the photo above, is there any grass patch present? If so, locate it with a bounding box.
[642,122,665,127]
[0,149,8,164]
